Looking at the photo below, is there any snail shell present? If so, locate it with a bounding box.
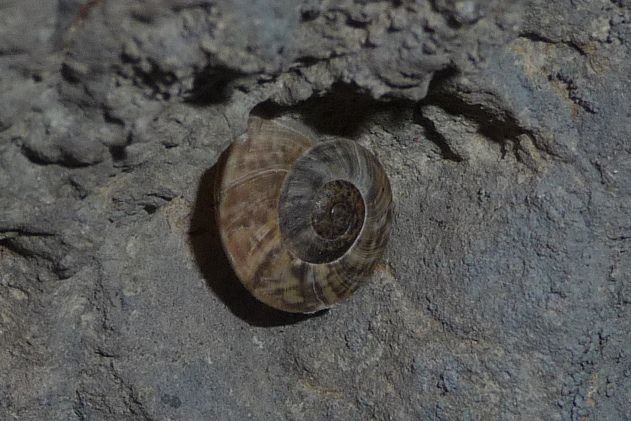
[215,116,393,313]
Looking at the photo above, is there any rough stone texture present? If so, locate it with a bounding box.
[0,0,630,420]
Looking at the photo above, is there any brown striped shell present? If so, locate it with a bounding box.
[215,116,393,313]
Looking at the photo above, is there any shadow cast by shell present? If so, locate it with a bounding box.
[188,160,328,327]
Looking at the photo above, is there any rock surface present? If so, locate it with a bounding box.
[1,0,630,420]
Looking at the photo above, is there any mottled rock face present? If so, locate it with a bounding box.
[1,0,630,420]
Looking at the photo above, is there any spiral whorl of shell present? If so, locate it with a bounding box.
[215,116,392,313]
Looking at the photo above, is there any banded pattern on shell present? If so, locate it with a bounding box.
[215,116,393,313]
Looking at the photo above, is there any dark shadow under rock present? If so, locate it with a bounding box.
[252,83,412,139]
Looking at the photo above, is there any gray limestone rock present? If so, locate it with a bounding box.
[0,0,630,420]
